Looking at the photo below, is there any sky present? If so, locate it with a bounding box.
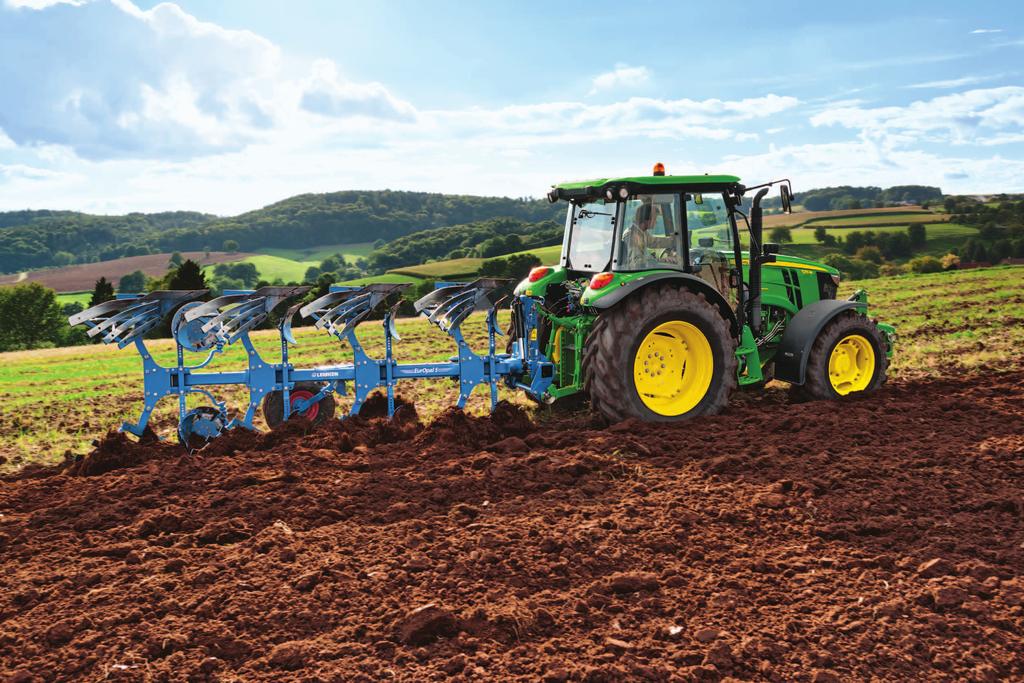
[1,0,1023,216]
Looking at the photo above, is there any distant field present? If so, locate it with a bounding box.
[389,243,562,279]
[0,251,254,293]
[780,223,977,261]
[256,242,374,263]
[55,291,91,307]
[763,206,940,229]
[209,243,377,284]
[203,254,310,283]
[802,212,947,227]
[391,258,483,278]
[338,273,421,286]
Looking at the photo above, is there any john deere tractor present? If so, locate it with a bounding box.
[510,164,895,421]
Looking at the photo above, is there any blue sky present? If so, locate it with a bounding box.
[1,0,1023,215]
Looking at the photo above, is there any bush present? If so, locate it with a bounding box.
[854,246,883,264]
[813,227,837,246]
[222,239,239,252]
[940,253,961,270]
[879,263,907,277]
[908,256,943,274]
[907,224,927,248]
[118,270,147,293]
[0,283,70,351]
[769,227,792,243]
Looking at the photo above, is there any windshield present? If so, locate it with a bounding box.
[562,200,616,272]
[614,194,684,271]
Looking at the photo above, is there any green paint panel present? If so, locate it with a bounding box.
[556,174,741,191]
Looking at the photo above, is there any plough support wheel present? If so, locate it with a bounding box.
[262,382,337,429]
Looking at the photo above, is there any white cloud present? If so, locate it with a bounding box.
[0,0,414,160]
[970,28,1003,34]
[810,86,1024,145]
[300,60,416,122]
[906,75,1002,89]
[721,140,1024,194]
[588,65,651,95]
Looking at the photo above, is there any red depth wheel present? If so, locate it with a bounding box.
[261,382,337,429]
[288,389,319,421]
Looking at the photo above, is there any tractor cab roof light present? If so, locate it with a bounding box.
[653,162,666,176]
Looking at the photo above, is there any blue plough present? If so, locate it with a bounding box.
[69,281,554,449]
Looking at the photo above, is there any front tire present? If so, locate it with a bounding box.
[582,285,736,422]
[801,312,888,400]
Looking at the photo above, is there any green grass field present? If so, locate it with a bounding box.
[2,265,1021,471]
[205,243,376,284]
[55,291,91,307]
[777,223,977,262]
[256,243,375,263]
[388,244,563,279]
[801,211,942,227]
[338,273,421,286]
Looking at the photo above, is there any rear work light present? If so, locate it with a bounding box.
[589,272,615,290]
[528,266,551,282]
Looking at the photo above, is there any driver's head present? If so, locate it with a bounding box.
[635,203,655,230]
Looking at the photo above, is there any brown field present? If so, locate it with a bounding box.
[0,251,255,292]
[762,206,942,229]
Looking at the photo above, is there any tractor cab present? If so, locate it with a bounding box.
[546,168,745,309]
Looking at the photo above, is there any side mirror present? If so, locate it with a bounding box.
[780,186,793,213]
[698,237,715,248]
[763,242,780,255]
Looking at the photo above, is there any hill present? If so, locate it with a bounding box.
[0,191,561,274]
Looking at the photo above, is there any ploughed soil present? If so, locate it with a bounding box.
[1,374,1023,682]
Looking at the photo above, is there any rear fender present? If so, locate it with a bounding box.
[773,299,868,385]
[588,272,738,337]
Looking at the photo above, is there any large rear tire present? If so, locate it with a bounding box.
[801,312,888,400]
[582,285,736,422]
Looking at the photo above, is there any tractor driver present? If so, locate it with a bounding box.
[623,201,677,270]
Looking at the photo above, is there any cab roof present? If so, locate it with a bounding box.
[551,174,743,202]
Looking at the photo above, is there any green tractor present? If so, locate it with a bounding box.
[511,164,895,421]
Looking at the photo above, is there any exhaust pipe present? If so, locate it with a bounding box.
[748,187,770,337]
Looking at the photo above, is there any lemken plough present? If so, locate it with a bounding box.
[69,280,551,450]
[72,165,896,449]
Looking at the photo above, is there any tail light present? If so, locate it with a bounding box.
[589,272,615,290]
[528,266,551,282]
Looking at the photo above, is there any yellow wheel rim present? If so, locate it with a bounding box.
[633,321,713,416]
[828,334,875,395]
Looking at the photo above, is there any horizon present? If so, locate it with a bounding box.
[1,0,1023,215]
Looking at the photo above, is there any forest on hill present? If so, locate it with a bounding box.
[0,191,560,274]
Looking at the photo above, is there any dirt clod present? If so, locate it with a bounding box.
[395,604,458,645]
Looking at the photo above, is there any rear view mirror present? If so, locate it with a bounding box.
[780,186,793,213]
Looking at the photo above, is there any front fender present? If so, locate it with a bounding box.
[773,299,867,385]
